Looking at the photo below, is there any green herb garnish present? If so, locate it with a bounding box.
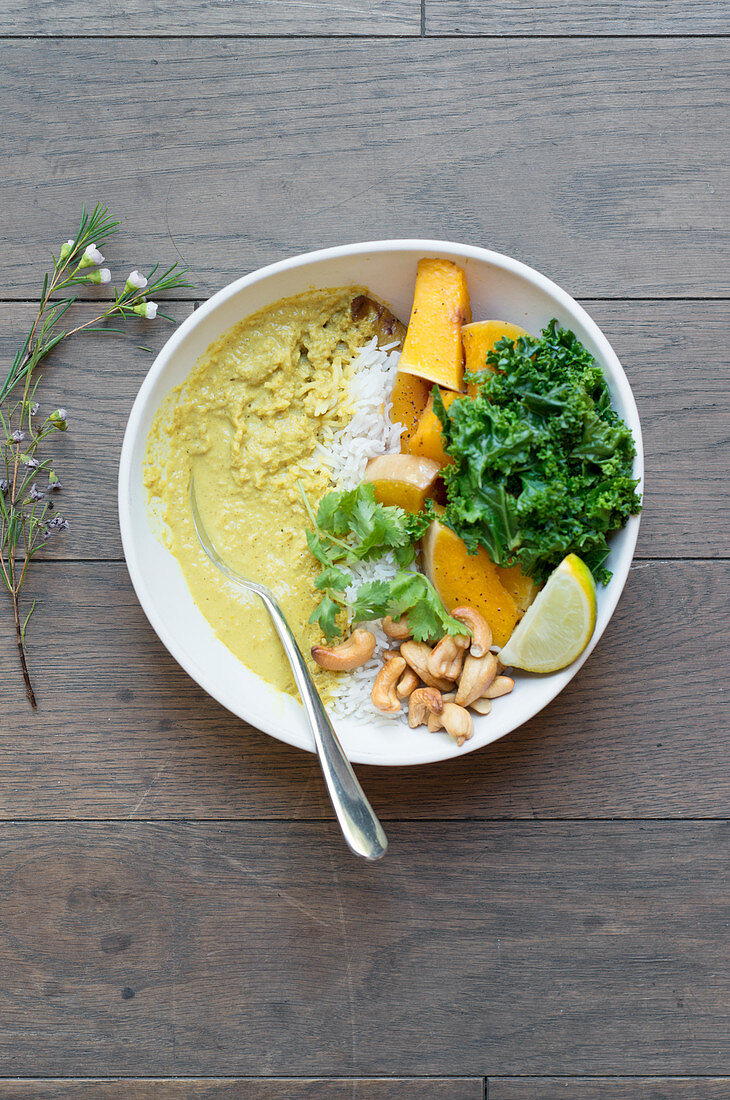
[300,482,463,644]
[433,320,642,585]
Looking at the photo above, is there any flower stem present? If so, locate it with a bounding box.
[12,585,36,709]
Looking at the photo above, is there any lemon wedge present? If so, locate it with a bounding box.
[498,554,597,673]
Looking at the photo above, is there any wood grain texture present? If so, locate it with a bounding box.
[1,299,727,561]
[490,1080,730,1099]
[0,39,728,299]
[0,1081,481,1099]
[0,822,727,1075]
[1,561,727,819]
[0,0,421,35]
[426,1,730,35]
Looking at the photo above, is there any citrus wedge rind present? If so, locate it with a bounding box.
[498,553,597,674]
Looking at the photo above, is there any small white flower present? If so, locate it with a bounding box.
[133,301,158,319]
[59,238,76,261]
[127,270,148,290]
[78,242,105,269]
[84,243,104,265]
[99,267,111,284]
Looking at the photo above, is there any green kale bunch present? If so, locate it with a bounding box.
[434,320,642,585]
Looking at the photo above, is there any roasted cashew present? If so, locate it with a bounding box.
[407,686,443,728]
[455,652,499,708]
[452,607,492,658]
[396,667,420,699]
[482,675,515,699]
[383,614,412,641]
[470,697,492,715]
[312,628,376,670]
[400,641,454,691]
[428,701,474,747]
[371,654,406,713]
[427,633,470,681]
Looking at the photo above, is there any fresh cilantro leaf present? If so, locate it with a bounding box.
[350,580,392,622]
[309,595,342,644]
[315,491,345,535]
[393,541,416,567]
[357,570,468,643]
[314,564,351,592]
[305,528,337,568]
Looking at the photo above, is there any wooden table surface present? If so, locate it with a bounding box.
[1,4,728,1097]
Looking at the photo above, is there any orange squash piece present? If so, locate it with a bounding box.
[390,371,432,449]
[495,562,539,613]
[398,259,471,392]
[364,454,441,514]
[422,518,520,648]
[407,390,458,467]
[462,320,530,397]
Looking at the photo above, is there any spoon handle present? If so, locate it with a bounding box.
[255,586,388,862]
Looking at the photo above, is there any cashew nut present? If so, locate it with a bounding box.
[371,654,406,713]
[470,697,492,715]
[400,641,454,691]
[452,606,492,658]
[408,687,443,728]
[482,675,515,699]
[383,614,412,641]
[455,652,499,708]
[428,702,474,747]
[312,628,376,670]
[427,633,470,681]
[396,667,420,699]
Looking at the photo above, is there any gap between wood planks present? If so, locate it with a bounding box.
[0,33,729,39]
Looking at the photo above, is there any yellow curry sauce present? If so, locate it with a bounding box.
[144,287,392,699]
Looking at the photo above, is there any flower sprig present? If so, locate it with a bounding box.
[1,204,192,707]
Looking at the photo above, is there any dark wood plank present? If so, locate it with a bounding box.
[426,1,729,35]
[586,299,730,560]
[1,299,727,561]
[1,560,728,819]
[0,39,727,298]
[0,1081,481,1100]
[490,1080,730,1099]
[0,822,727,1075]
[0,0,421,35]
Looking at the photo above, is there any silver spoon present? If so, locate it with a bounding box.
[190,481,388,862]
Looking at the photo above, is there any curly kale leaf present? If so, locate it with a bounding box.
[437,320,642,584]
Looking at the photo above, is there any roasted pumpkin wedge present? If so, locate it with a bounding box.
[422,516,521,648]
[398,259,471,392]
[462,319,530,397]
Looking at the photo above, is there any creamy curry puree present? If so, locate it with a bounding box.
[144,287,390,699]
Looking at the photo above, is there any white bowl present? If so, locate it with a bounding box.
[118,240,643,766]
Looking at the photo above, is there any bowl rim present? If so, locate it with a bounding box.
[118,238,643,766]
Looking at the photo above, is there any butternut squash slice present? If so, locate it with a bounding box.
[422,517,520,648]
[406,390,458,467]
[398,259,471,392]
[462,319,530,397]
[390,371,432,449]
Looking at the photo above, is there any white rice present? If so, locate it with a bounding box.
[316,336,409,723]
